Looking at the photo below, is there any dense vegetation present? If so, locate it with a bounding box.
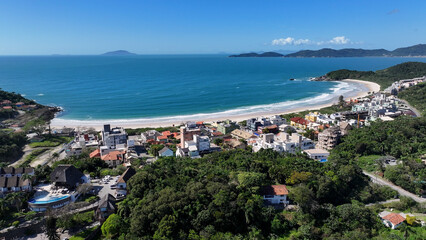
[106,149,404,239]
[331,116,426,195]
[325,62,426,89]
[125,126,179,135]
[398,82,426,116]
[0,89,37,106]
[0,131,27,163]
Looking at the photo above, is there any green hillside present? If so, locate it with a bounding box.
[325,62,426,89]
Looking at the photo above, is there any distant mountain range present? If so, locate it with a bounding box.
[101,50,136,56]
[229,44,426,58]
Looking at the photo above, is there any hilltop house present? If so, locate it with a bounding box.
[260,185,289,206]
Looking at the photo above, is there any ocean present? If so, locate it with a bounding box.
[0,55,425,124]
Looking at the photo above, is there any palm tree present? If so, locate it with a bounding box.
[45,216,60,240]
[6,192,23,212]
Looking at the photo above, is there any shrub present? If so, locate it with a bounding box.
[12,220,20,227]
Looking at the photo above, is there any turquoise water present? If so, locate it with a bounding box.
[0,55,425,123]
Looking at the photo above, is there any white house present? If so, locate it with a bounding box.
[304,148,330,161]
[379,212,406,229]
[158,147,174,157]
[261,185,289,206]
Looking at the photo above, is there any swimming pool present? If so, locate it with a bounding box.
[29,193,70,204]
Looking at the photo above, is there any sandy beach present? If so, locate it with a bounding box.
[50,79,380,131]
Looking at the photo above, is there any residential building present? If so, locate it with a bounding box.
[260,185,289,206]
[101,124,127,149]
[159,147,174,157]
[217,119,238,134]
[231,129,255,140]
[279,124,295,133]
[317,127,341,150]
[379,212,406,229]
[290,117,309,129]
[0,167,34,177]
[249,132,314,154]
[304,148,330,162]
[141,130,161,143]
[96,194,116,221]
[305,112,320,122]
[50,165,88,189]
[101,150,125,167]
[116,167,136,197]
[258,124,279,134]
[0,176,32,194]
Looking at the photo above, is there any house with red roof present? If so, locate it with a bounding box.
[260,185,289,206]
[290,117,309,129]
[101,151,125,167]
[379,212,406,229]
[157,135,169,143]
[89,149,101,158]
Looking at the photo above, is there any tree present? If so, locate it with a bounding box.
[102,214,123,239]
[76,183,92,197]
[45,216,60,240]
[24,119,47,136]
[213,138,223,146]
[153,214,178,239]
[338,95,345,107]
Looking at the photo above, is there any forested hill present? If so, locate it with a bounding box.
[229,44,426,58]
[318,62,426,89]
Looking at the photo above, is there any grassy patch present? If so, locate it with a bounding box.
[29,140,61,148]
[70,226,98,240]
[18,148,49,167]
[356,155,383,172]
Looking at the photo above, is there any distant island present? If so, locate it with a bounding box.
[101,50,137,56]
[230,44,426,58]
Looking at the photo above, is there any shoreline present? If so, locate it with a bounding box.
[50,79,380,131]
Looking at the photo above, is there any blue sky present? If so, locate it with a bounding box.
[0,0,424,55]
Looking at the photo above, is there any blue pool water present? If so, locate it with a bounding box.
[0,55,424,123]
[29,194,70,204]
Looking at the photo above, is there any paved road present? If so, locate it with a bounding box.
[365,199,400,207]
[363,171,426,203]
[399,99,422,117]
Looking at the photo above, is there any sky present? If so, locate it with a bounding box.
[0,0,425,55]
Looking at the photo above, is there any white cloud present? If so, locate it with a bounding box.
[272,37,311,46]
[328,36,350,45]
[272,36,352,46]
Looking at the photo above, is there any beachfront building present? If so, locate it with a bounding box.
[101,124,128,149]
[304,148,330,162]
[249,132,314,154]
[279,124,296,133]
[317,127,341,150]
[217,119,238,134]
[260,185,289,206]
[290,117,309,129]
[141,130,161,143]
[65,133,99,157]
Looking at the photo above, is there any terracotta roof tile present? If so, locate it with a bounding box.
[261,185,289,196]
[382,213,405,226]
